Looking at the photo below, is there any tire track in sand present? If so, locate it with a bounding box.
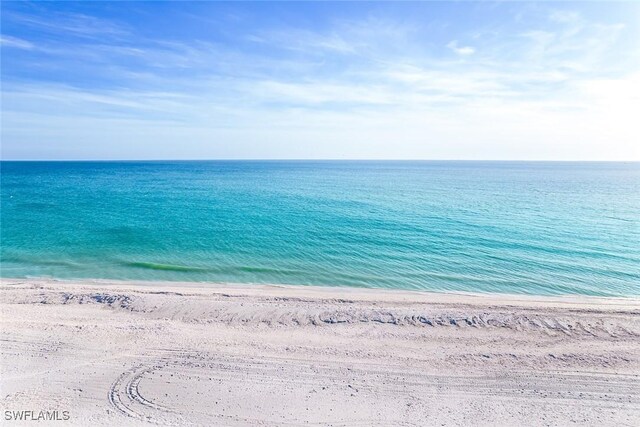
[108,360,183,425]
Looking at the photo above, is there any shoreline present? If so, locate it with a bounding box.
[2,276,638,308]
[2,277,640,425]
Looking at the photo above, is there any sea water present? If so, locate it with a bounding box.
[1,161,638,297]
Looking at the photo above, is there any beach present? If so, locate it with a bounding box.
[1,278,639,426]
[3,0,639,425]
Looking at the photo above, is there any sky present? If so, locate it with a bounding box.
[1,1,639,160]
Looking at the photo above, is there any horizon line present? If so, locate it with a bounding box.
[1,159,639,163]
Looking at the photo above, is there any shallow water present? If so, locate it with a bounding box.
[1,161,639,296]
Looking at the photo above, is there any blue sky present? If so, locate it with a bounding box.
[1,1,639,160]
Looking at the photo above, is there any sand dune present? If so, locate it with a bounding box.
[1,278,639,426]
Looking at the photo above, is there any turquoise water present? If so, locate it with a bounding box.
[1,161,639,297]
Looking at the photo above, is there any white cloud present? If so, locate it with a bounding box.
[446,40,475,55]
[0,35,34,50]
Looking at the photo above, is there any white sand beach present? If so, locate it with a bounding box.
[1,278,639,426]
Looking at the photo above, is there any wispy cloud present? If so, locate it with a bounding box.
[4,10,129,39]
[247,29,359,54]
[1,2,638,160]
[0,35,35,50]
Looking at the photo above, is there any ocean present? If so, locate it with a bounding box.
[1,161,638,297]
